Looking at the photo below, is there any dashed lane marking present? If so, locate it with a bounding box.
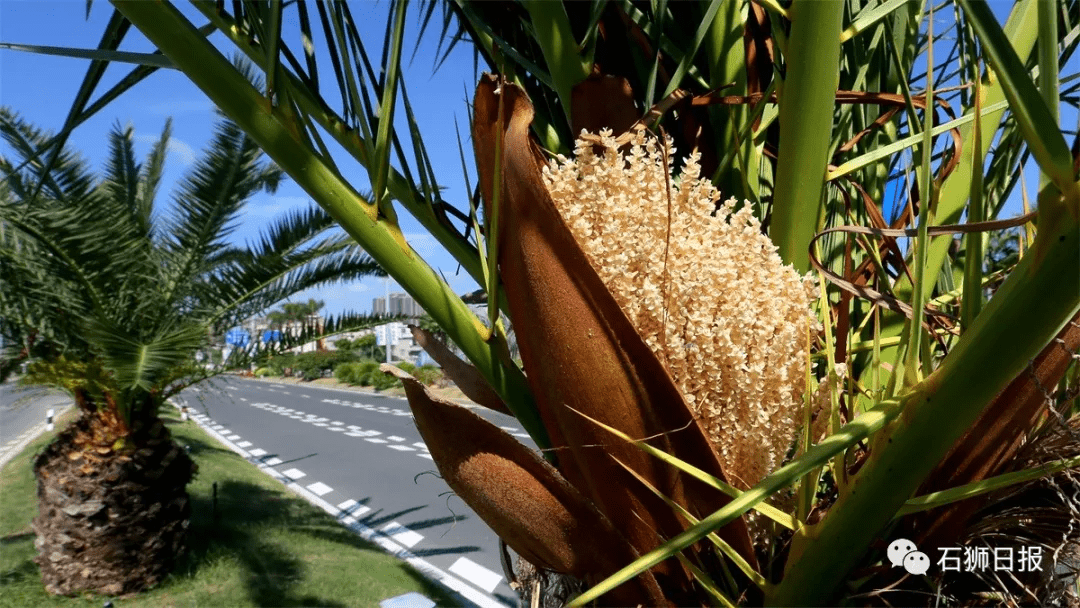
[381,521,423,548]
[448,557,503,594]
[282,468,306,480]
[337,499,372,518]
[306,481,333,496]
[178,393,507,608]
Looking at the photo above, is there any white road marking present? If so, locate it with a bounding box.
[306,482,333,496]
[172,394,508,608]
[347,425,362,430]
[331,421,343,425]
[512,433,531,438]
[249,448,267,457]
[365,438,389,444]
[282,391,291,395]
[240,398,248,402]
[329,427,345,432]
[387,436,405,442]
[417,454,434,460]
[347,430,382,437]
[227,434,242,441]
[412,442,428,449]
[388,445,416,452]
[302,395,310,398]
[313,423,329,427]
[212,425,225,430]
[499,426,517,432]
[237,441,253,448]
[381,521,423,548]
[448,557,503,593]
[336,499,372,518]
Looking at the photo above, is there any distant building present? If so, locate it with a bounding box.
[372,291,423,317]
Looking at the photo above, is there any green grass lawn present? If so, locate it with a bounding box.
[0,408,460,607]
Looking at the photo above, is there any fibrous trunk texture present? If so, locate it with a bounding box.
[32,414,197,596]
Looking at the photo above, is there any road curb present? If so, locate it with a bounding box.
[0,401,72,471]
[169,399,510,608]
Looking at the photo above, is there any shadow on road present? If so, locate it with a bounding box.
[174,433,466,607]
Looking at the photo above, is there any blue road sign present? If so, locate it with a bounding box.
[225,328,250,347]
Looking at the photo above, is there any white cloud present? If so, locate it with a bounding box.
[133,133,197,167]
[403,232,444,260]
[242,195,310,219]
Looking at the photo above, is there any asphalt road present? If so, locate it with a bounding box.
[0,380,70,467]
[174,375,532,608]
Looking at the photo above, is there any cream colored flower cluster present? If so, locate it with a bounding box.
[543,129,817,490]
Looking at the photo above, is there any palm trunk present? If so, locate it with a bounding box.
[32,413,197,596]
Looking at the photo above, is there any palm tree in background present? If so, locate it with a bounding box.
[267,297,327,350]
[0,101,389,595]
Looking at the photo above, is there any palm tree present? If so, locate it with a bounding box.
[8,1,1079,604]
[0,104,389,595]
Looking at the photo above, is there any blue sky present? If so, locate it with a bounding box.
[1,0,485,320]
[0,2,1075,321]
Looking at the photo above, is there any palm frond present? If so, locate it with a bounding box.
[159,116,283,306]
[137,117,171,234]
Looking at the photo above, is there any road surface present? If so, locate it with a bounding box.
[174,375,530,608]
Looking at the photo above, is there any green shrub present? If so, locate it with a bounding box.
[334,362,364,385]
[395,361,417,375]
[266,353,296,376]
[414,364,443,386]
[370,369,400,391]
[254,367,272,377]
[283,350,360,381]
[357,360,380,386]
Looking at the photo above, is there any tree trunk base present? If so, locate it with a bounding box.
[32,415,197,596]
[512,555,588,608]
